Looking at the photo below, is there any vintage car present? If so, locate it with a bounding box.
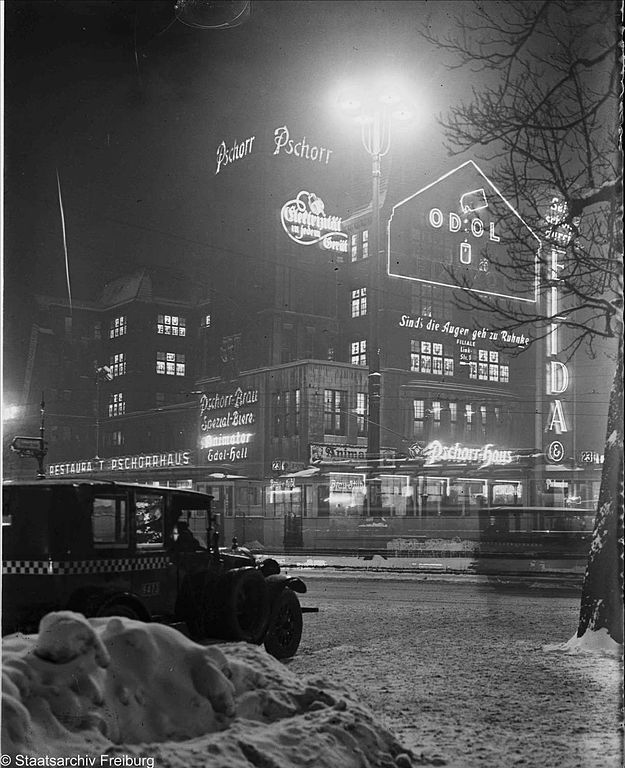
[2,480,311,658]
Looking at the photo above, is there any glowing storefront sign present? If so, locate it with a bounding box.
[199,387,259,464]
[48,451,192,476]
[410,440,514,468]
[280,191,347,252]
[329,472,366,493]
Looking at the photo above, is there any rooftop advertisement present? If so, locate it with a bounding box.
[387,160,541,303]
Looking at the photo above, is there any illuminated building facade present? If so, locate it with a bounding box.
[5,126,613,552]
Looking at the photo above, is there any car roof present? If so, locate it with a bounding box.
[2,479,212,499]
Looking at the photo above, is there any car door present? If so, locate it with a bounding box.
[131,489,177,617]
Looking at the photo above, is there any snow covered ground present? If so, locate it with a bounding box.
[2,611,412,768]
[2,585,622,768]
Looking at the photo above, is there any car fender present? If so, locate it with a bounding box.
[67,587,151,622]
[264,573,307,600]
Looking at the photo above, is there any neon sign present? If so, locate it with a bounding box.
[48,451,192,476]
[329,472,366,493]
[273,126,333,164]
[387,160,540,303]
[280,191,348,252]
[215,135,256,175]
[410,440,514,468]
[544,197,570,448]
[199,387,259,464]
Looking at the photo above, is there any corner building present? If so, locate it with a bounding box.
[9,116,610,552]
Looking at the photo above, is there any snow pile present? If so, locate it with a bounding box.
[2,611,414,767]
[544,627,624,658]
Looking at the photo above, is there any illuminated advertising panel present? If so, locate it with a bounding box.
[199,386,259,466]
[48,450,193,476]
[214,124,335,175]
[387,160,541,303]
[408,440,516,469]
[280,190,347,252]
[543,196,573,463]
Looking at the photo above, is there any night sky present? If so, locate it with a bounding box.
[3,0,468,404]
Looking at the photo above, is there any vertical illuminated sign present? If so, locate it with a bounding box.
[544,197,572,453]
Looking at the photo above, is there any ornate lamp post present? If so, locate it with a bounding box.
[339,82,412,514]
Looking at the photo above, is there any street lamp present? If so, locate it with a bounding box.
[338,80,413,514]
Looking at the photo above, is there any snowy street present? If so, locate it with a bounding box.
[287,574,623,767]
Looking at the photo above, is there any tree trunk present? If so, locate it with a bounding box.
[577,330,624,644]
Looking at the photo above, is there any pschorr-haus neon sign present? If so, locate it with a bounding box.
[280,191,348,253]
[409,440,514,469]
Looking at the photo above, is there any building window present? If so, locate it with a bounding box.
[350,230,369,261]
[465,404,474,436]
[108,392,125,417]
[324,389,346,435]
[327,346,335,361]
[273,389,301,438]
[479,405,488,438]
[156,351,186,376]
[351,339,367,366]
[110,353,126,377]
[351,287,367,318]
[413,399,425,437]
[410,340,453,376]
[157,314,186,336]
[64,316,72,337]
[411,283,445,318]
[110,316,127,338]
[112,430,124,447]
[468,349,509,382]
[356,392,367,436]
[431,400,442,434]
[449,401,458,436]
[201,314,211,328]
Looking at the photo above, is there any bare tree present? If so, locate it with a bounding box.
[422,0,623,645]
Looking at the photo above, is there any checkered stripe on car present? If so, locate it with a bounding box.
[2,556,171,575]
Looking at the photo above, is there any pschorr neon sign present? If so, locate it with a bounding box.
[280,191,348,252]
[422,440,514,468]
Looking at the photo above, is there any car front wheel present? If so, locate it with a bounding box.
[263,588,302,659]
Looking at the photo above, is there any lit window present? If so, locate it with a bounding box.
[480,405,488,437]
[465,405,474,433]
[350,339,367,366]
[350,234,358,262]
[112,430,124,446]
[356,392,367,435]
[157,314,186,336]
[156,352,186,376]
[500,365,510,383]
[413,399,425,437]
[108,392,125,417]
[351,287,367,318]
[201,314,211,328]
[324,389,346,435]
[431,400,441,432]
[110,316,127,338]
[362,230,369,258]
[109,353,126,377]
[449,401,458,435]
